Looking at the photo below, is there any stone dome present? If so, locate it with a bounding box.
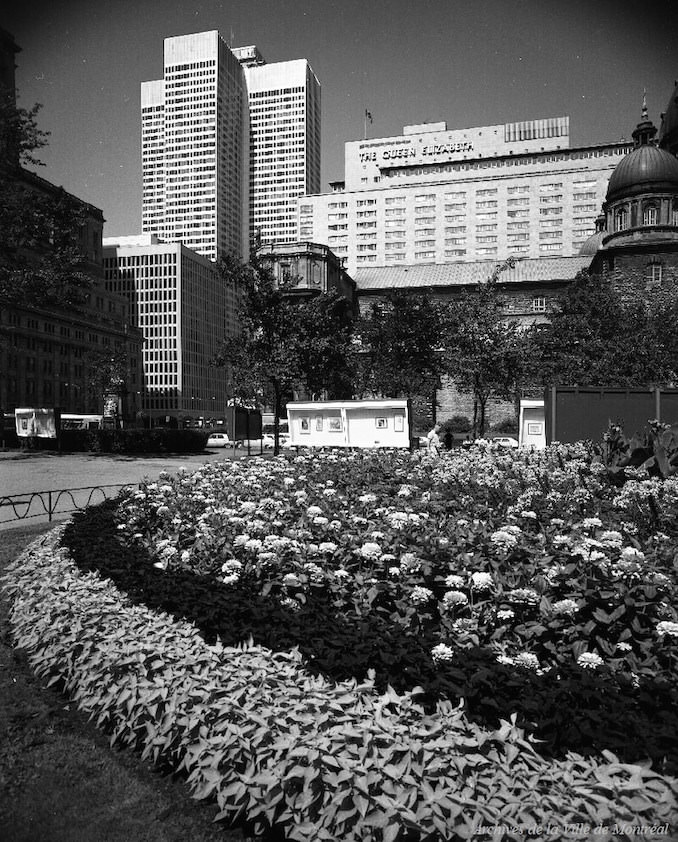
[579,230,606,256]
[606,143,678,203]
[659,79,678,156]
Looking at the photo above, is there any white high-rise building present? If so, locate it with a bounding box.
[141,33,321,261]
[141,31,249,262]
[233,46,321,246]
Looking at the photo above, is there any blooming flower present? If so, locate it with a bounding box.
[551,598,578,616]
[442,590,468,608]
[283,573,301,588]
[388,566,401,577]
[496,609,515,621]
[431,643,455,664]
[577,652,604,669]
[358,542,382,559]
[333,568,350,580]
[490,529,518,548]
[581,517,603,530]
[244,538,263,553]
[470,571,493,591]
[656,621,678,638]
[306,505,323,517]
[620,546,645,562]
[410,586,433,605]
[318,542,337,554]
[505,588,540,605]
[514,652,539,670]
[445,574,465,589]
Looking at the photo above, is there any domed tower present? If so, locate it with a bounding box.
[591,93,678,298]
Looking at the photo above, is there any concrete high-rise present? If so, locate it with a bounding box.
[141,31,249,262]
[141,33,321,261]
[233,46,321,247]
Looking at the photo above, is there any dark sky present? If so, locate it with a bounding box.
[4,0,677,236]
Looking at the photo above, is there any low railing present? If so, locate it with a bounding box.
[0,484,134,525]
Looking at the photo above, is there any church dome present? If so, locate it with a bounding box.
[579,230,605,256]
[606,143,678,203]
[659,79,678,156]
[606,100,678,203]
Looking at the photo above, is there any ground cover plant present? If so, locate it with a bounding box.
[4,528,677,841]
[3,442,678,839]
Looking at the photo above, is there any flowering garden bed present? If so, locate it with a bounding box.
[3,444,678,839]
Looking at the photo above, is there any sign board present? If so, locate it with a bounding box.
[288,399,411,449]
[15,407,60,439]
[519,399,546,449]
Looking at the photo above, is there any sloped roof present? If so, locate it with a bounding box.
[354,257,592,291]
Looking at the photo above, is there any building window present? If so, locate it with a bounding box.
[532,296,547,312]
[614,208,627,231]
[643,204,658,226]
[645,263,663,288]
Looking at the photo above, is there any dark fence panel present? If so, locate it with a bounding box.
[0,484,133,525]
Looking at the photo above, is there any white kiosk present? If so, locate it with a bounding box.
[287,399,412,449]
[519,399,546,449]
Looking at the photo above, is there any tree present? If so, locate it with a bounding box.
[526,271,678,388]
[212,258,355,453]
[0,96,92,310]
[442,259,526,438]
[352,290,444,426]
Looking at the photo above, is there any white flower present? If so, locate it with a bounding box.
[397,484,414,497]
[520,511,537,520]
[490,529,518,548]
[283,572,301,588]
[323,488,337,497]
[577,652,604,669]
[221,573,239,586]
[410,586,434,605]
[431,643,455,664]
[313,516,329,526]
[656,621,678,638]
[358,542,382,559]
[582,517,602,529]
[616,642,632,652]
[514,652,540,670]
[371,531,386,540]
[239,501,257,514]
[505,587,540,605]
[470,571,493,591]
[442,590,468,608]
[388,512,409,528]
[358,493,377,504]
[620,546,645,562]
[221,559,243,576]
[552,535,572,548]
[233,533,250,547]
[599,530,623,548]
[303,562,325,584]
[388,566,401,577]
[334,568,350,580]
[445,574,465,588]
[306,505,323,517]
[552,598,578,616]
[280,596,302,612]
[399,552,421,572]
[496,609,515,621]
[318,542,337,554]
[244,538,263,553]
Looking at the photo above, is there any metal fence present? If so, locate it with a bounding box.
[0,484,134,526]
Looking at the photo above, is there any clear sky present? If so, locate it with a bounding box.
[4,0,677,236]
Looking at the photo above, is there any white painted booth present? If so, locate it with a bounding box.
[287,399,412,449]
[519,399,547,449]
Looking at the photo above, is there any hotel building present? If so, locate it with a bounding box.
[141,33,321,261]
[103,235,234,425]
[298,117,632,276]
[141,31,249,262]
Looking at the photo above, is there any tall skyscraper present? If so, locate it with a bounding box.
[141,33,321,260]
[141,31,249,262]
[233,46,321,246]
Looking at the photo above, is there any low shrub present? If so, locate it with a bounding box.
[4,530,677,841]
[490,416,518,435]
[57,428,209,454]
[439,415,472,434]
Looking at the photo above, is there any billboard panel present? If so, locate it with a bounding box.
[15,408,60,438]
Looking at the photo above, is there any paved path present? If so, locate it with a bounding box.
[0,450,247,530]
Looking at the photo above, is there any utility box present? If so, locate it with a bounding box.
[519,399,546,449]
[287,399,412,449]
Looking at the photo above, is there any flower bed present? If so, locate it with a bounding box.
[3,528,677,841]
[54,443,678,771]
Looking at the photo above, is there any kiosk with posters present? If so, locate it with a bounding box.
[287,399,412,449]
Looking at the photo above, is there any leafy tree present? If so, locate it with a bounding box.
[212,257,354,453]
[442,259,525,438]
[526,271,678,387]
[352,290,444,426]
[0,96,92,310]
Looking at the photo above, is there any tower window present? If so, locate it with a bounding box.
[643,205,658,226]
[614,207,627,232]
[532,296,547,313]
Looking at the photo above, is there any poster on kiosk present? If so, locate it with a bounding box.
[287,399,412,449]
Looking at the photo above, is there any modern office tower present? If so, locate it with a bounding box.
[233,46,321,247]
[141,31,249,262]
[299,117,632,275]
[103,235,234,425]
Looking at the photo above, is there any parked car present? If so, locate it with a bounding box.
[206,432,231,448]
[238,434,275,449]
[491,435,519,449]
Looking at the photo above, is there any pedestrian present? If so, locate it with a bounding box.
[426,423,441,455]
